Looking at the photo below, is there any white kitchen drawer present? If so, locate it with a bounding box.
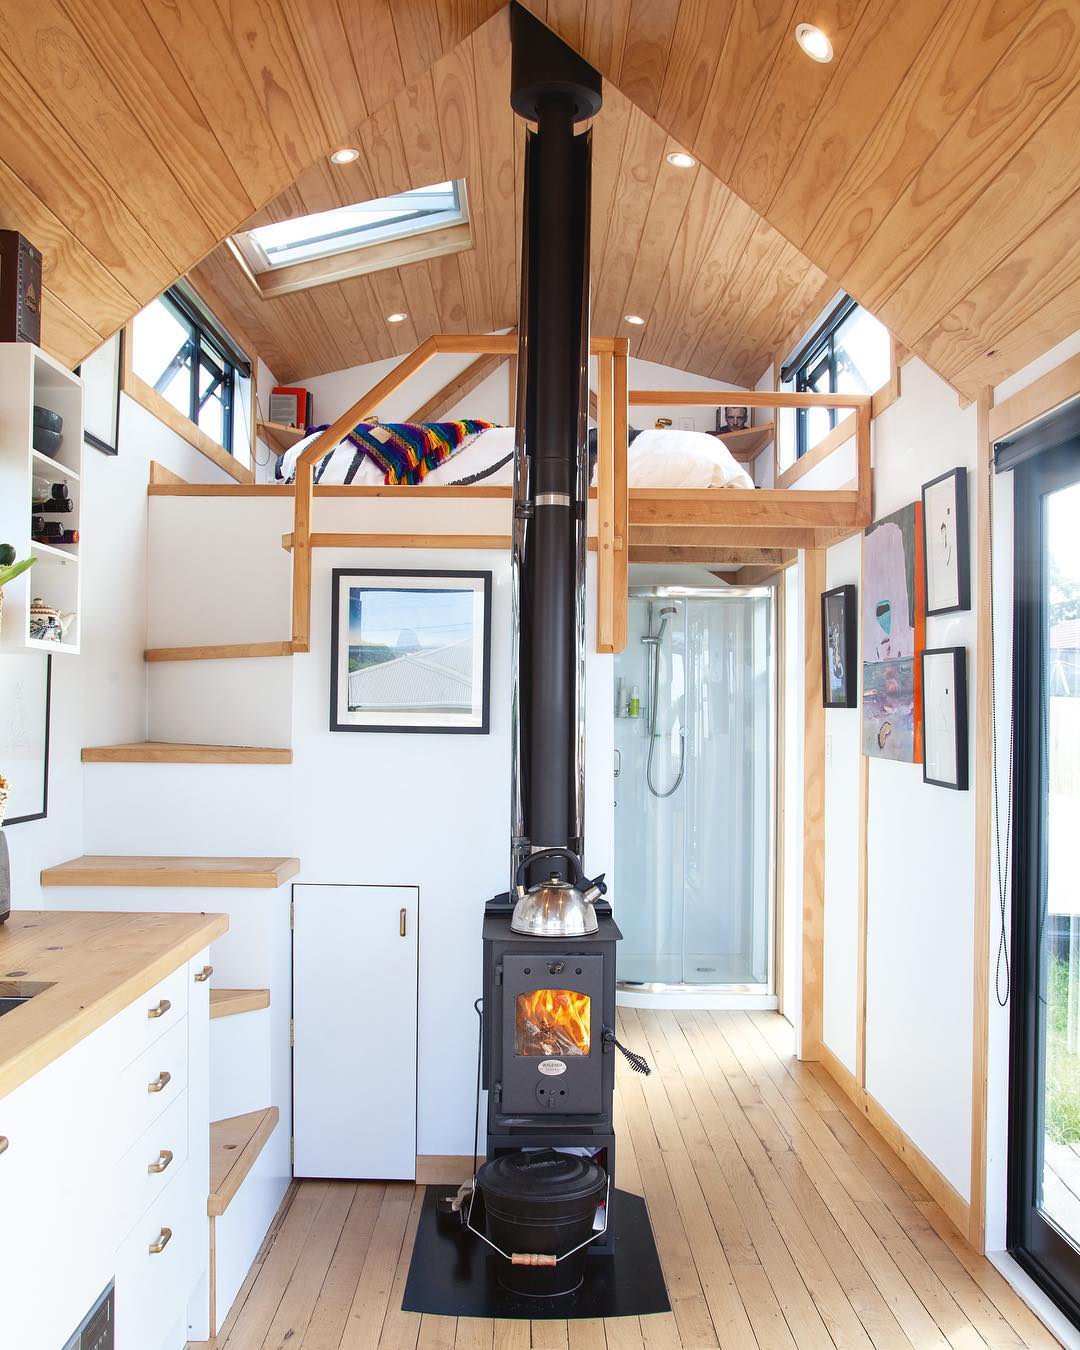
[114,1159,199,1350]
[115,1086,190,1240]
[110,962,189,1070]
[114,1016,189,1156]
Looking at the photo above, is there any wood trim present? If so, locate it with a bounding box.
[405,352,507,422]
[969,386,994,1254]
[775,576,787,1017]
[208,1107,280,1216]
[816,1043,972,1242]
[210,987,271,1019]
[629,388,872,410]
[776,414,855,489]
[629,546,792,566]
[121,338,253,484]
[596,349,616,654]
[281,532,513,552]
[148,483,515,497]
[629,489,860,529]
[612,342,630,653]
[148,460,188,486]
[415,1155,482,1185]
[987,351,1080,444]
[855,752,869,1088]
[801,549,826,1062]
[144,641,294,662]
[41,855,300,888]
[81,742,292,765]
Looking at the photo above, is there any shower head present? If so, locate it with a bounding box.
[642,604,678,645]
[659,605,677,616]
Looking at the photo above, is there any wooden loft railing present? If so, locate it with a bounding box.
[289,333,631,652]
[286,335,872,656]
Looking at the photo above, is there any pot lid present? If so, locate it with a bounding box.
[477,1149,606,1204]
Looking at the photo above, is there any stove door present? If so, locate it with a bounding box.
[500,954,604,1114]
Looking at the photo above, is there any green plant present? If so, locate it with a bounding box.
[0,543,34,589]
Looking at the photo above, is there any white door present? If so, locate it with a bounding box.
[293,884,419,1179]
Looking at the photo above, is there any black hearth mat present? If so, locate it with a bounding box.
[403,1185,670,1320]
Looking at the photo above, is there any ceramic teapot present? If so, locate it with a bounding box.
[29,596,74,644]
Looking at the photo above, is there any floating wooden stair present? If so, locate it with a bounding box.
[210,988,271,1019]
[208,1107,280,1217]
[144,640,295,662]
[41,855,300,889]
[81,742,292,765]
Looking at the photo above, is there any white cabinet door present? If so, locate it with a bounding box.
[293,884,418,1179]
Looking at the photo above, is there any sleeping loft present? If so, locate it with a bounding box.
[0,2,1079,1347]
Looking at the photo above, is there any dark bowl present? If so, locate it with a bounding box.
[33,426,64,458]
[33,405,64,434]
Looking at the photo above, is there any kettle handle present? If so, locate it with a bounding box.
[515,846,585,898]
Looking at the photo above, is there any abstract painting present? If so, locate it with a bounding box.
[821,584,857,708]
[862,502,925,762]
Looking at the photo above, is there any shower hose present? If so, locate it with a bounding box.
[646,636,685,799]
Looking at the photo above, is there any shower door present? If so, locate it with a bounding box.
[614,589,774,989]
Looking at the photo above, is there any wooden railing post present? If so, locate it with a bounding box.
[612,340,629,653]
[596,349,615,654]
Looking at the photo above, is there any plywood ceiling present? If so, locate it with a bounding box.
[191,14,832,387]
[1,0,1078,398]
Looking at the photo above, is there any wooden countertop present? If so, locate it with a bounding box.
[0,909,228,1099]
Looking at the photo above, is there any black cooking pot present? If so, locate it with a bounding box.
[475,1149,606,1296]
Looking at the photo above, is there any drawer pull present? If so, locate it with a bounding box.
[148,1227,172,1255]
[148,998,172,1019]
[147,1070,172,1094]
[194,964,214,983]
[400,907,407,937]
[0,1136,7,1155]
[148,1149,174,1175]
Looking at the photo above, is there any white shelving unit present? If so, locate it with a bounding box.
[0,343,83,655]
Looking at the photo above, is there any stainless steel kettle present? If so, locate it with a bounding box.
[511,847,607,937]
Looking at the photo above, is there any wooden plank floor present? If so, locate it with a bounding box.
[209,1011,1062,1349]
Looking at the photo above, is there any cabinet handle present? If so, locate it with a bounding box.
[148,1149,174,1175]
[400,907,407,937]
[148,998,171,1019]
[0,1136,7,1155]
[147,1070,172,1094]
[194,965,213,983]
[148,1227,172,1255]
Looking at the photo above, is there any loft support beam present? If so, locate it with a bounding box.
[406,352,508,423]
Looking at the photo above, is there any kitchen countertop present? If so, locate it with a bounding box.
[0,909,229,1099]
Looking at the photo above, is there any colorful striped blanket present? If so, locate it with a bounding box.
[306,419,496,486]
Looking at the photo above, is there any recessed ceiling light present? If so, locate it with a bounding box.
[624,314,646,326]
[386,312,408,323]
[795,23,833,62]
[329,146,360,165]
[666,151,696,169]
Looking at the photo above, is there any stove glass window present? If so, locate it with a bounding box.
[516,989,591,1056]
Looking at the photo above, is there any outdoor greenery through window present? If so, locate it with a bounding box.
[132,288,237,453]
[233,181,466,275]
[786,296,891,459]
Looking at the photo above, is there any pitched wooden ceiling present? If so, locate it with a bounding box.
[190,14,833,387]
[1,0,1078,398]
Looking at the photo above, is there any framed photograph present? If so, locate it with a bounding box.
[922,466,970,615]
[921,647,968,790]
[0,653,52,824]
[330,569,492,734]
[821,584,857,708]
[77,329,123,456]
[715,404,751,434]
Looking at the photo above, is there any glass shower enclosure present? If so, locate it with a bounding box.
[614,587,775,991]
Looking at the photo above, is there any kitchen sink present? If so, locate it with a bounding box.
[0,981,54,1016]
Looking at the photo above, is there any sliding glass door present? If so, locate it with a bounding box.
[1009,439,1080,1319]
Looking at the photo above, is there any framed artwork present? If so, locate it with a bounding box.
[0,653,52,824]
[330,569,492,734]
[715,405,751,434]
[921,647,968,790]
[821,585,857,708]
[922,466,970,615]
[862,501,926,762]
[78,330,123,456]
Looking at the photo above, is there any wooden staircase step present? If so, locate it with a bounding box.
[210,988,271,1019]
[208,1107,280,1217]
[81,742,292,765]
[144,640,294,662]
[41,855,300,889]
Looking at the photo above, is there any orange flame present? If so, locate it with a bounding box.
[515,988,591,1056]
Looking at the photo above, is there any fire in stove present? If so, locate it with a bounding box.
[516,989,591,1057]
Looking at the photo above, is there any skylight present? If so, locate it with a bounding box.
[235,181,466,274]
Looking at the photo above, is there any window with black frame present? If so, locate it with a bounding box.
[783,295,892,459]
[131,287,240,454]
[1005,407,1080,1324]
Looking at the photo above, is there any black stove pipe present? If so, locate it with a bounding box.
[509,6,601,887]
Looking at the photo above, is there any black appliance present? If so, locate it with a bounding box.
[62,1282,114,1350]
